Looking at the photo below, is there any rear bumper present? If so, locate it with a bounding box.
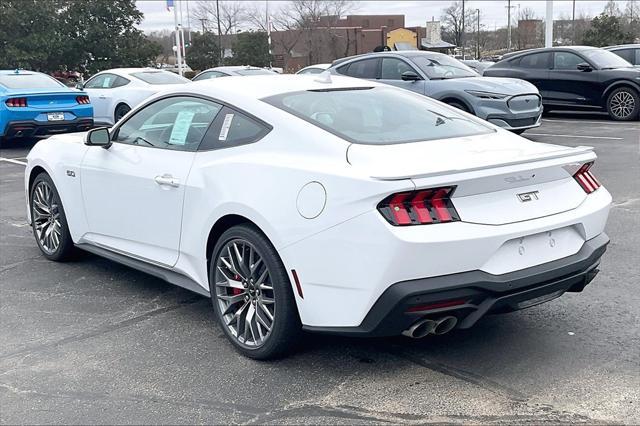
[303,232,609,337]
[2,118,93,139]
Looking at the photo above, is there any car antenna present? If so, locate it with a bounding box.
[314,70,332,84]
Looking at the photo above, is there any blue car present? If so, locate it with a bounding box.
[0,70,93,146]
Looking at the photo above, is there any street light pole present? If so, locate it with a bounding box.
[572,0,576,45]
[507,0,513,52]
[476,9,480,59]
[461,0,465,59]
[216,0,223,65]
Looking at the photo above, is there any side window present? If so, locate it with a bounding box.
[112,76,130,88]
[517,52,550,69]
[84,73,118,89]
[199,106,271,151]
[342,58,379,79]
[381,57,417,80]
[553,52,585,70]
[635,49,640,66]
[194,71,226,81]
[114,96,222,152]
[614,48,634,63]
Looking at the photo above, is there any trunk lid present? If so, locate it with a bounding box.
[9,90,82,109]
[348,132,596,225]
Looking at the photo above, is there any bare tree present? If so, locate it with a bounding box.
[603,0,622,17]
[192,1,246,34]
[441,1,475,47]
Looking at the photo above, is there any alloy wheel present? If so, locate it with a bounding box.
[32,181,62,255]
[214,239,275,348]
[610,91,636,119]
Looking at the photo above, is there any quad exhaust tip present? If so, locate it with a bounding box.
[402,316,458,339]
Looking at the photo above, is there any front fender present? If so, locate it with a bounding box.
[601,79,640,105]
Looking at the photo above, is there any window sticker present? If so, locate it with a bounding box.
[102,76,111,88]
[169,110,196,145]
[219,113,234,141]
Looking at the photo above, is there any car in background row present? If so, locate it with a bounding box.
[78,68,190,125]
[461,60,495,75]
[605,44,640,67]
[485,46,640,121]
[296,64,331,75]
[329,51,543,134]
[192,66,278,81]
[0,70,93,147]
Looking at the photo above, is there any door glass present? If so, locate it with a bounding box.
[342,58,379,78]
[554,52,585,70]
[381,58,417,80]
[84,73,117,89]
[200,106,271,150]
[114,97,222,151]
[517,52,550,69]
[194,71,225,81]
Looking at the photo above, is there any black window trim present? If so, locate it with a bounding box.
[109,93,272,152]
[337,57,382,79]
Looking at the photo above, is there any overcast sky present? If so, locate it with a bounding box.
[136,0,621,33]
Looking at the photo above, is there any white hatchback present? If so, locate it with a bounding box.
[25,74,611,359]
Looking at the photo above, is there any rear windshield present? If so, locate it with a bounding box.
[263,86,494,145]
[0,73,64,89]
[130,71,189,85]
[234,68,275,76]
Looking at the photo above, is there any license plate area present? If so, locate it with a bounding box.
[47,112,65,121]
[482,226,584,275]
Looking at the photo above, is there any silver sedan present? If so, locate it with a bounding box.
[329,51,542,134]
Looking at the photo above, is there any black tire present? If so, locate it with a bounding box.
[445,100,470,113]
[114,104,131,123]
[606,87,640,121]
[30,173,76,261]
[209,224,301,359]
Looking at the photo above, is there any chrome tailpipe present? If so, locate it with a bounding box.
[402,316,458,339]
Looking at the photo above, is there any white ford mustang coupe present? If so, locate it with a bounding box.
[25,74,611,359]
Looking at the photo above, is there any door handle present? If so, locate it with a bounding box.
[98,95,107,99]
[154,174,180,188]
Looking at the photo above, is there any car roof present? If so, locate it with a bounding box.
[0,69,47,75]
[331,50,448,67]
[501,46,604,60]
[182,74,379,101]
[97,68,170,76]
[208,66,271,73]
[605,44,640,50]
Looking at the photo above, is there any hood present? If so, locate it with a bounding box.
[442,76,539,95]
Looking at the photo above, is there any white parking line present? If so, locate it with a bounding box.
[0,157,27,166]
[526,133,623,140]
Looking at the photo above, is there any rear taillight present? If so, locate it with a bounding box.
[378,186,460,226]
[573,162,600,194]
[5,97,27,107]
[76,95,90,104]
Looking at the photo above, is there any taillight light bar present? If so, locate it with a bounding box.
[573,162,600,194]
[5,97,27,107]
[76,95,90,104]
[378,186,460,226]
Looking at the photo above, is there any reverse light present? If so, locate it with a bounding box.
[573,162,600,194]
[76,95,90,104]
[5,97,27,107]
[378,187,460,226]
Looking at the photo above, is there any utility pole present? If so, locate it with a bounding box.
[186,0,191,44]
[476,9,480,59]
[506,0,516,52]
[198,18,208,34]
[461,0,465,59]
[216,0,223,65]
[572,0,576,45]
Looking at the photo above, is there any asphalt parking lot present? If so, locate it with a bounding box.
[1,113,639,424]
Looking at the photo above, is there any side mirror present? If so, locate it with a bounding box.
[84,127,111,148]
[75,82,84,90]
[577,62,592,72]
[401,71,422,81]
